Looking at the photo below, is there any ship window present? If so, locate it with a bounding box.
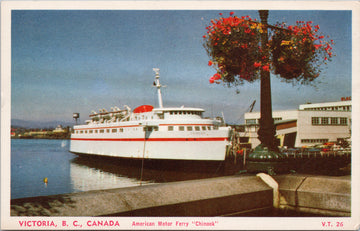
[119,128,123,132]
[85,130,88,133]
[168,126,174,131]
[75,131,78,134]
[202,126,206,131]
[89,130,93,134]
[154,127,158,131]
[195,126,200,131]
[213,126,219,130]
[179,126,185,131]
[112,128,117,133]
[100,129,104,133]
[80,131,84,134]
[187,126,193,131]
[170,112,173,115]
[144,127,152,132]
[207,126,211,130]
[72,130,75,134]
[95,130,98,133]
[106,129,110,133]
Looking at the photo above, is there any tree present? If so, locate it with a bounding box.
[204,10,333,152]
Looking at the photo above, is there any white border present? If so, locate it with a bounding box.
[1,1,360,230]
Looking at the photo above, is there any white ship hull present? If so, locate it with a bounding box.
[69,69,232,161]
[70,124,231,161]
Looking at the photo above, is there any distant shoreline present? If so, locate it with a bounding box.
[11,136,70,140]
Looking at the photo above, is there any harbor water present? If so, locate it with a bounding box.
[11,139,231,199]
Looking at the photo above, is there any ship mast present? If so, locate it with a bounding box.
[153,68,163,108]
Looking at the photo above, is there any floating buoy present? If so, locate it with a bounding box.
[43,177,48,184]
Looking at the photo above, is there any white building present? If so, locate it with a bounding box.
[241,99,352,148]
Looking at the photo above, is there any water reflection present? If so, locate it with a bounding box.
[69,156,240,192]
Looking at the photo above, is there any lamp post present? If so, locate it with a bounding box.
[246,10,288,175]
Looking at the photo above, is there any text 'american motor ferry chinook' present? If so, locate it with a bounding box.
[70,68,232,161]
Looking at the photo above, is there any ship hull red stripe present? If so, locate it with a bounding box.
[71,137,228,142]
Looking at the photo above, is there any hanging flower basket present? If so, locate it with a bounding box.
[204,13,264,85]
[270,21,334,82]
[204,14,334,85]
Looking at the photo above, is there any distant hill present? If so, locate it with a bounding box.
[11,119,75,129]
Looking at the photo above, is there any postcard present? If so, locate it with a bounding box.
[1,1,359,230]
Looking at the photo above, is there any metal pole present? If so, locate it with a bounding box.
[257,10,278,151]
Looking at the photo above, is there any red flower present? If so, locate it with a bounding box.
[219,13,223,16]
[209,76,215,84]
[213,73,221,80]
[208,60,213,66]
[230,12,234,16]
[253,62,261,68]
[314,44,322,50]
[318,35,324,39]
[262,65,270,72]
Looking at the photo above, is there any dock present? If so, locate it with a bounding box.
[11,174,350,217]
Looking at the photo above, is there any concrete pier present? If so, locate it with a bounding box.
[11,174,350,217]
[274,175,351,216]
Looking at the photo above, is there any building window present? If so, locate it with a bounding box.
[312,117,320,125]
[246,119,257,124]
[321,117,329,125]
[331,117,338,125]
[301,139,329,143]
[168,126,174,131]
[340,117,348,125]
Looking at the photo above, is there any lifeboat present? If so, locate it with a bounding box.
[133,105,154,114]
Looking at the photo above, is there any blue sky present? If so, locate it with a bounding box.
[11,10,352,124]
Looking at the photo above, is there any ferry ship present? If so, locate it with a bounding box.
[69,68,232,161]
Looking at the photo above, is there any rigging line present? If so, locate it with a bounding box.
[140,127,147,186]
